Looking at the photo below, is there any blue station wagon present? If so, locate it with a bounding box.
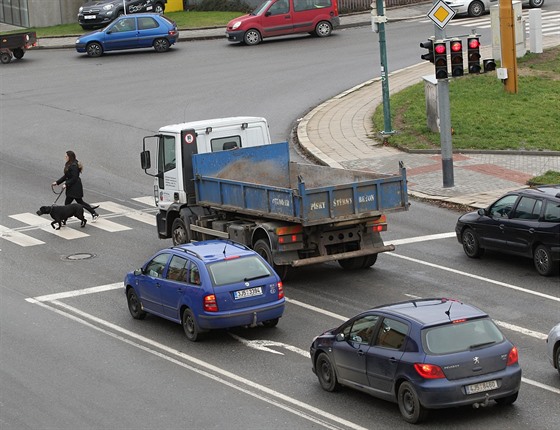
[310,298,521,424]
[76,13,178,57]
[124,240,285,341]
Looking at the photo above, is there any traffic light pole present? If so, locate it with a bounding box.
[434,20,454,188]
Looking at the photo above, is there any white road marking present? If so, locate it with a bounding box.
[522,377,560,395]
[97,201,156,225]
[229,333,310,357]
[132,196,157,207]
[494,321,548,340]
[0,224,45,246]
[86,217,132,232]
[29,299,366,430]
[10,213,89,239]
[390,232,456,246]
[28,282,122,303]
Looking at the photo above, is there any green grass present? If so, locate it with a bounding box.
[373,46,560,152]
[6,11,244,38]
[527,171,560,186]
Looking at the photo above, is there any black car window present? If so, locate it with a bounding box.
[144,253,170,278]
[374,318,408,350]
[138,17,159,30]
[167,255,188,282]
[511,196,541,220]
[489,194,518,219]
[345,315,379,345]
[422,318,504,355]
[543,200,560,222]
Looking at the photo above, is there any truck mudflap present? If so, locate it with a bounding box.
[288,244,395,267]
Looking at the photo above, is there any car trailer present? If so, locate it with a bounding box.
[0,31,37,64]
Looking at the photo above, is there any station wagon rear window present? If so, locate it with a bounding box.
[208,255,273,286]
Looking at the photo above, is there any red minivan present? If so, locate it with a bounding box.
[226,0,339,45]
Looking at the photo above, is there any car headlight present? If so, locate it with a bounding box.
[76,38,81,44]
[232,21,241,30]
[103,4,114,10]
[78,6,83,13]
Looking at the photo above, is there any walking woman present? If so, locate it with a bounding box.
[52,150,99,221]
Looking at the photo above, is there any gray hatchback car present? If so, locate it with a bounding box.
[546,322,560,376]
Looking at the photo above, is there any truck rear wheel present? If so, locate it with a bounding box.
[172,217,188,245]
[338,255,377,270]
[254,239,289,281]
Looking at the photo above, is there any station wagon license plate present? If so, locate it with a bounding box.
[234,286,263,300]
[465,380,498,395]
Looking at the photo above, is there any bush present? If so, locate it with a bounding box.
[192,0,252,12]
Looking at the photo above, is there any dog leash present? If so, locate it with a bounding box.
[51,184,64,206]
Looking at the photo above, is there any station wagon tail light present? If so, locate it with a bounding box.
[507,346,519,366]
[278,282,284,299]
[203,294,218,312]
[414,363,445,379]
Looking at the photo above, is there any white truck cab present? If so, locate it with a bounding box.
[141,116,271,210]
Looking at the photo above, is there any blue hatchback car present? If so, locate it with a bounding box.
[124,240,285,341]
[310,298,521,424]
[75,13,178,57]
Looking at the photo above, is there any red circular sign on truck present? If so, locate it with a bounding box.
[184,132,195,144]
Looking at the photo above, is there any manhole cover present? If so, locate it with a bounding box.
[65,253,96,261]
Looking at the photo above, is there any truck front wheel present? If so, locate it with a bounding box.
[254,239,289,280]
[172,217,188,245]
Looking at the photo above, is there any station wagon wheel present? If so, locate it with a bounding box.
[262,318,279,328]
[398,381,428,424]
[243,29,262,46]
[316,352,340,392]
[182,308,202,342]
[127,288,147,320]
[468,1,484,17]
[12,48,24,59]
[495,391,518,405]
[534,244,554,276]
[253,239,289,280]
[172,217,188,245]
[314,21,332,37]
[153,38,170,53]
[462,227,484,258]
[86,42,103,57]
[1,53,11,64]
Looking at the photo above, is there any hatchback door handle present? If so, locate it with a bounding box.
[389,357,398,363]
[358,350,366,356]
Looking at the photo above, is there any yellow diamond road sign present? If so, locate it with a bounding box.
[427,1,456,29]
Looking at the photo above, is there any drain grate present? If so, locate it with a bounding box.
[65,253,96,261]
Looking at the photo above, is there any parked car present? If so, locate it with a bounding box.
[310,298,521,424]
[444,0,544,17]
[455,185,560,276]
[124,240,285,341]
[78,0,167,30]
[546,322,560,376]
[75,13,178,57]
[226,0,340,46]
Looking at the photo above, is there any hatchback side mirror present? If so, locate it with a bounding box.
[477,208,486,216]
[335,333,345,342]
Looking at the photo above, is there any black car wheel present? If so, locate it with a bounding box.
[153,38,170,53]
[462,228,484,258]
[86,42,103,57]
[262,318,279,328]
[243,29,262,46]
[127,288,146,320]
[314,21,332,37]
[1,52,11,64]
[468,0,484,17]
[154,2,165,13]
[172,217,188,245]
[534,244,555,276]
[253,239,289,280]
[182,308,202,342]
[528,0,544,7]
[316,352,340,392]
[555,346,560,376]
[398,381,428,424]
[495,391,518,405]
[12,48,24,59]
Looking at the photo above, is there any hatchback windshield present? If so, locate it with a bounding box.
[422,318,504,354]
[208,255,273,286]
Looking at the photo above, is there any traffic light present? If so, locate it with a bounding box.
[450,39,464,77]
[467,36,481,74]
[434,41,448,79]
[420,38,434,63]
[483,58,496,72]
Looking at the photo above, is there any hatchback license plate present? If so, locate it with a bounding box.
[465,380,498,395]
[234,286,263,300]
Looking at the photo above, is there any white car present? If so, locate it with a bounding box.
[444,0,544,17]
[547,323,560,376]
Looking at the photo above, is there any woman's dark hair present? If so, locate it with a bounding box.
[65,150,83,173]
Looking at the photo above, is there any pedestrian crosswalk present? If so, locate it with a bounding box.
[418,10,560,37]
[0,197,158,247]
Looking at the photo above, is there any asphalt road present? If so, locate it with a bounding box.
[1,16,559,430]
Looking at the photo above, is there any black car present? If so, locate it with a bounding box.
[310,298,521,424]
[455,185,560,276]
[78,0,166,30]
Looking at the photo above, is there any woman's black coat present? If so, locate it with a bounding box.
[56,161,83,199]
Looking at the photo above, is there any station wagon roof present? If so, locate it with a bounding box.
[173,240,255,262]
[158,116,267,134]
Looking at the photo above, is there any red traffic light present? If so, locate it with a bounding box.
[435,44,446,54]
[450,41,462,52]
[468,38,480,49]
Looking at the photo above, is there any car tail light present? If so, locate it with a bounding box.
[414,363,445,379]
[203,294,218,312]
[169,30,177,36]
[277,282,284,299]
[507,346,519,366]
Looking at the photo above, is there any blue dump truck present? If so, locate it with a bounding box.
[141,117,408,279]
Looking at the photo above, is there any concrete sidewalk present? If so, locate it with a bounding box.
[3,4,558,209]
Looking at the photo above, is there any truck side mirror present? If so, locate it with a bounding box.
[140,150,151,170]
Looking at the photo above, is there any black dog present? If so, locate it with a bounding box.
[36,204,87,230]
